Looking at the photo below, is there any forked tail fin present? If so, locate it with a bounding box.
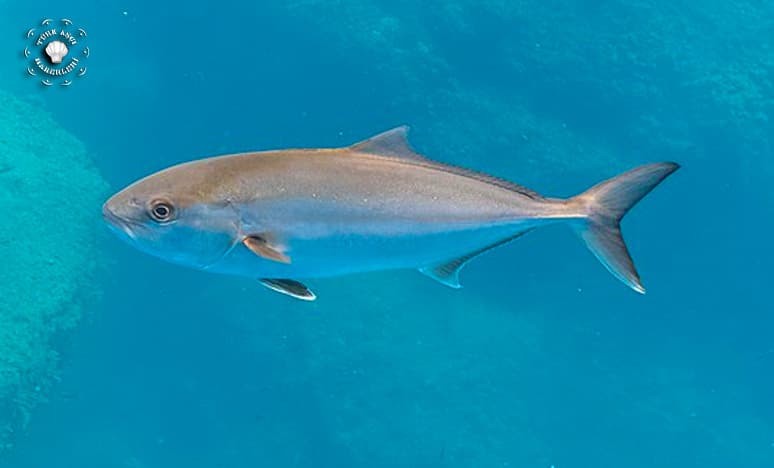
[570,162,680,293]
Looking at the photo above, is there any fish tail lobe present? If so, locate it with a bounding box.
[568,162,680,293]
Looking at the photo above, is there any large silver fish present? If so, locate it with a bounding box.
[103,126,678,301]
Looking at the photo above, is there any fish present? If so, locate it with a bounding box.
[102,126,679,301]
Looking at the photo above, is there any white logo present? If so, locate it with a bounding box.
[24,18,89,87]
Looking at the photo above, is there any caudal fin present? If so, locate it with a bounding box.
[570,162,680,294]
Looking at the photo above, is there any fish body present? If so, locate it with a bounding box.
[103,126,679,300]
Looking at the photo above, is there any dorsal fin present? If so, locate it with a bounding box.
[435,166,544,200]
[349,126,426,161]
[419,229,536,288]
[351,126,543,200]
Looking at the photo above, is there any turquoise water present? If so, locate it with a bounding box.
[1,1,772,467]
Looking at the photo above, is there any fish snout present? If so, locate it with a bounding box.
[102,197,138,239]
[102,200,120,225]
[102,191,138,224]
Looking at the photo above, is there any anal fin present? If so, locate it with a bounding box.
[419,229,535,288]
[260,279,316,301]
[419,260,465,289]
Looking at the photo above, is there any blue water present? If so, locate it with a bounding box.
[1,1,771,466]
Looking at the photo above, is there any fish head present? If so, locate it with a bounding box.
[103,161,240,270]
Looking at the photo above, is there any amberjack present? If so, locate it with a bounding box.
[103,126,679,301]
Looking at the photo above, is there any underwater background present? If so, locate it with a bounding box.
[0,0,771,466]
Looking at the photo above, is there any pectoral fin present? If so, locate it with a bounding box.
[260,279,316,301]
[243,235,290,264]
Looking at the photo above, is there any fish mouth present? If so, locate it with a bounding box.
[102,203,139,240]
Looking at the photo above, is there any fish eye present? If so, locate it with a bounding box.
[149,199,175,223]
